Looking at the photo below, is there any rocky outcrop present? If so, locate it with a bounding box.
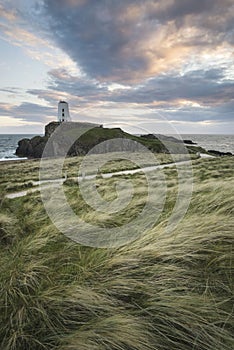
[140,134,157,140]
[16,121,204,159]
[183,139,197,145]
[140,134,181,143]
[16,136,48,158]
[16,122,143,158]
[208,150,233,157]
[16,122,100,158]
[45,122,60,138]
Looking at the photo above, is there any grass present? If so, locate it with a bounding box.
[0,156,233,349]
[0,152,199,194]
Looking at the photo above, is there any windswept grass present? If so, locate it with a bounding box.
[0,152,199,194]
[0,156,233,349]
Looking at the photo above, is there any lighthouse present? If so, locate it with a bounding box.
[58,101,71,122]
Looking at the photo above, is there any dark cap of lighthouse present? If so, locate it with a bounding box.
[58,101,71,122]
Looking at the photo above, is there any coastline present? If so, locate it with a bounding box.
[1,133,234,163]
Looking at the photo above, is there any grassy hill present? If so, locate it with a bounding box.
[16,122,205,158]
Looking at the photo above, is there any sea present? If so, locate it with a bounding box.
[0,134,233,161]
[0,134,38,161]
[182,134,234,154]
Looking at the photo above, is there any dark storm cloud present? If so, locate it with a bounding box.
[109,68,234,106]
[27,66,234,125]
[161,0,214,17]
[33,67,234,107]
[48,68,108,97]
[42,0,139,81]
[28,68,110,110]
[40,0,234,82]
[20,0,233,130]
[146,0,230,23]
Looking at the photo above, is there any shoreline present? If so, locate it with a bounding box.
[1,134,233,163]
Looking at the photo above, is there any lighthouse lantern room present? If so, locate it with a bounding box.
[58,101,71,122]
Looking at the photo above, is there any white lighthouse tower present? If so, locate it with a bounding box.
[58,101,71,122]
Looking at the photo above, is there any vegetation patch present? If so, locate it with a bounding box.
[0,156,233,349]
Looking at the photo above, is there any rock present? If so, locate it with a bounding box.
[140,134,157,139]
[16,136,47,158]
[15,138,33,158]
[141,134,181,143]
[30,136,48,158]
[183,139,197,145]
[45,122,60,137]
[208,150,233,157]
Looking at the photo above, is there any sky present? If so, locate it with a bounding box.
[0,0,233,135]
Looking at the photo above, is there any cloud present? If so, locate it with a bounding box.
[1,0,233,133]
[0,87,21,94]
[110,68,234,105]
[26,66,234,127]
[34,66,233,107]
[47,69,108,97]
[28,68,109,112]
[40,0,234,83]
[0,3,18,22]
[0,102,55,123]
[0,1,79,74]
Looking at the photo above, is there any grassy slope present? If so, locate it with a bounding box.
[68,126,206,154]
[0,153,199,194]
[0,156,233,349]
